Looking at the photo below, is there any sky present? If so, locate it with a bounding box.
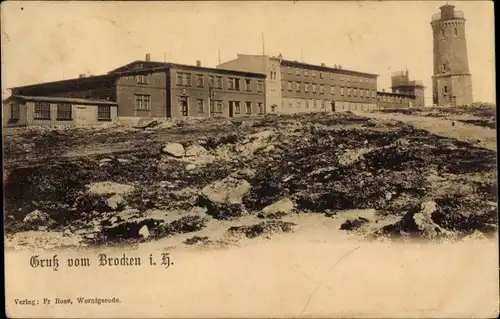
[1,1,495,105]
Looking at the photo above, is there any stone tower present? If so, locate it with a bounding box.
[431,4,473,106]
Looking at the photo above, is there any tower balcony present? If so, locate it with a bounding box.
[431,10,465,22]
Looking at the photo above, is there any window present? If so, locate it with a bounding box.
[288,68,293,75]
[197,75,204,87]
[297,100,301,108]
[312,84,317,93]
[454,28,458,36]
[288,81,292,91]
[305,83,309,92]
[245,79,252,91]
[209,76,214,87]
[34,102,51,119]
[444,85,448,94]
[136,74,149,84]
[304,70,308,77]
[360,89,363,97]
[441,29,445,38]
[347,88,351,97]
[246,101,252,114]
[330,85,335,95]
[97,105,111,121]
[296,82,301,92]
[330,73,335,80]
[313,100,317,108]
[306,100,310,108]
[197,99,204,113]
[231,101,241,114]
[281,82,284,91]
[176,72,191,86]
[372,90,376,98]
[442,63,448,72]
[296,69,300,76]
[320,85,324,94]
[320,72,324,79]
[321,100,325,109]
[228,78,240,91]
[215,76,222,89]
[257,81,263,92]
[216,100,223,113]
[56,103,72,120]
[11,103,20,120]
[258,102,263,114]
[135,94,151,111]
[341,87,344,96]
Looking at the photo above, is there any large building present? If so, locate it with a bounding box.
[390,70,425,108]
[3,55,266,126]
[431,4,473,106]
[218,54,379,114]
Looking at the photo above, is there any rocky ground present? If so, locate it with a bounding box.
[3,107,498,250]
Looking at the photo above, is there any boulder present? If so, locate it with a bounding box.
[23,210,51,226]
[139,225,150,238]
[87,182,135,196]
[261,198,294,215]
[201,176,251,205]
[184,144,208,157]
[162,142,185,157]
[106,194,125,210]
[186,164,197,171]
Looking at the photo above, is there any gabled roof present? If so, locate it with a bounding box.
[9,74,119,91]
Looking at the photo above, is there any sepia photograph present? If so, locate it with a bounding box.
[2,1,498,318]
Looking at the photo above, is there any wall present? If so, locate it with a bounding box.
[168,68,265,118]
[450,74,473,106]
[2,102,28,127]
[280,65,377,114]
[377,93,414,109]
[217,55,280,114]
[24,101,117,126]
[116,71,168,118]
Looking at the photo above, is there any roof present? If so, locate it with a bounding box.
[7,95,118,105]
[108,60,267,78]
[280,59,378,77]
[8,74,119,91]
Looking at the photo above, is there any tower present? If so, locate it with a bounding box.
[431,4,473,106]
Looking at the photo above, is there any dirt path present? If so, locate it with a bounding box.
[358,111,497,151]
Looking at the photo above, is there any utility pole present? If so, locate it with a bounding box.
[218,49,221,65]
[262,32,265,56]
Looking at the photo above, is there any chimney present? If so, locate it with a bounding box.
[321,63,326,67]
[145,53,151,61]
[196,60,201,67]
[334,64,338,68]
[338,65,343,69]
[79,74,86,78]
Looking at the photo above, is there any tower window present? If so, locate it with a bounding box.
[444,86,448,94]
[442,63,448,72]
[454,28,458,36]
[441,29,445,38]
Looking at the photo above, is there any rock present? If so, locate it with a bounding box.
[184,236,210,245]
[106,194,125,210]
[228,221,297,239]
[23,210,51,226]
[236,130,276,154]
[139,225,150,238]
[87,182,135,196]
[162,142,185,157]
[186,164,197,171]
[184,144,208,157]
[393,138,410,148]
[201,176,251,205]
[340,217,369,231]
[385,192,392,201]
[261,198,294,215]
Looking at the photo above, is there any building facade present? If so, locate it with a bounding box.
[2,95,118,127]
[217,54,379,114]
[390,70,425,108]
[377,91,416,109]
[431,4,473,107]
[5,56,267,125]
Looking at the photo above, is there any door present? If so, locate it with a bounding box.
[229,101,234,117]
[180,97,188,116]
[74,106,88,126]
[331,101,336,112]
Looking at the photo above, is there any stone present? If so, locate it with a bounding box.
[106,194,125,210]
[162,142,185,157]
[87,182,135,196]
[261,198,294,215]
[201,176,251,205]
[139,225,150,238]
[23,210,51,225]
[184,144,208,157]
[186,164,197,171]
